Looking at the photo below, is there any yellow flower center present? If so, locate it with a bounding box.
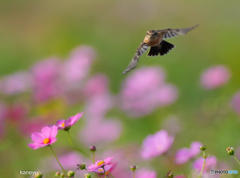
[97,161,105,166]
[61,123,65,127]
[98,168,103,172]
[43,138,50,144]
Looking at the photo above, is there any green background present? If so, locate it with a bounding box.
[0,0,240,177]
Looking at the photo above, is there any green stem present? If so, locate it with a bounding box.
[198,151,206,178]
[49,145,66,174]
[93,151,95,163]
[103,166,107,178]
[233,155,240,165]
[67,131,92,161]
[133,171,135,178]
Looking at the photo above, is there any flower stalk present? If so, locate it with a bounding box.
[198,151,206,178]
[67,130,92,161]
[49,145,66,175]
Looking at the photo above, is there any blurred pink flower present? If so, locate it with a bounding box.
[0,71,32,95]
[0,102,7,121]
[28,125,58,149]
[88,157,113,171]
[0,102,7,139]
[200,65,230,89]
[135,168,157,178]
[156,84,178,105]
[61,46,95,85]
[84,74,109,98]
[141,130,174,159]
[20,118,48,136]
[54,152,83,170]
[6,104,29,123]
[120,66,178,117]
[56,112,83,130]
[31,58,62,102]
[175,141,202,164]
[193,156,217,172]
[80,117,122,145]
[85,95,114,118]
[231,91,240,114]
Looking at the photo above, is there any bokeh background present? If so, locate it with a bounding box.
[1,0,240,177]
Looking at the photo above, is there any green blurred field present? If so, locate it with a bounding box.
[1,0,240,177]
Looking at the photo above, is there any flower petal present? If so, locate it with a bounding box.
[66,112,83,127]
[175,148,191,164]
[56,119,65,129]
[104,157,114,164]
[31,132,45,143]
[50,125,58,138]
[41,126,51,138]
[28,143,46,149]
[49,137,57,145]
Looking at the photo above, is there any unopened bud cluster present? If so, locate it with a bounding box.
[166,170,174,178]
[84,173,91,178]
[90,146,96,152]
[130,165,137,171]
[34,171,43,178]
[77,163,86,170]
[200,145,206,151]
[226,147,235,155]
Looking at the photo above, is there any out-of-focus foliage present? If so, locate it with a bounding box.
[0,0,240,177]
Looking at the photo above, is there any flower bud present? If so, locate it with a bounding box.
[34,171,43,178]
[77,163,86,170]
[90,146,96,152]
[200,145,206,151]
[55,172,60,177]
[60,173,65,178]
[130,165,137,171]
[226,147,235,155]
[84,173,91,178]
[67,170,75,177]
[166,170,173,178]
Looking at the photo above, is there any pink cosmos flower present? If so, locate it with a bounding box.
[175,141,202,164]
[56,112,83,130]
[101,150,132,178]
[231,91,240,114]
[84,74,109,98]
[28,125,58,149]
[6,104,29,123]
[61,46,95,85]
[200,65,230,89]
[156,84,178,106]
[120,66,178,117]
[90,164,112,174]
[31,58,62,102]
[141,130,174,159]
[135,168,157,178]
[88,157,114,172]
[0,71,32,95]
[85,95,114,118]
[79,117,122,146]
[193,156,217,172]
[20,118,48,136]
